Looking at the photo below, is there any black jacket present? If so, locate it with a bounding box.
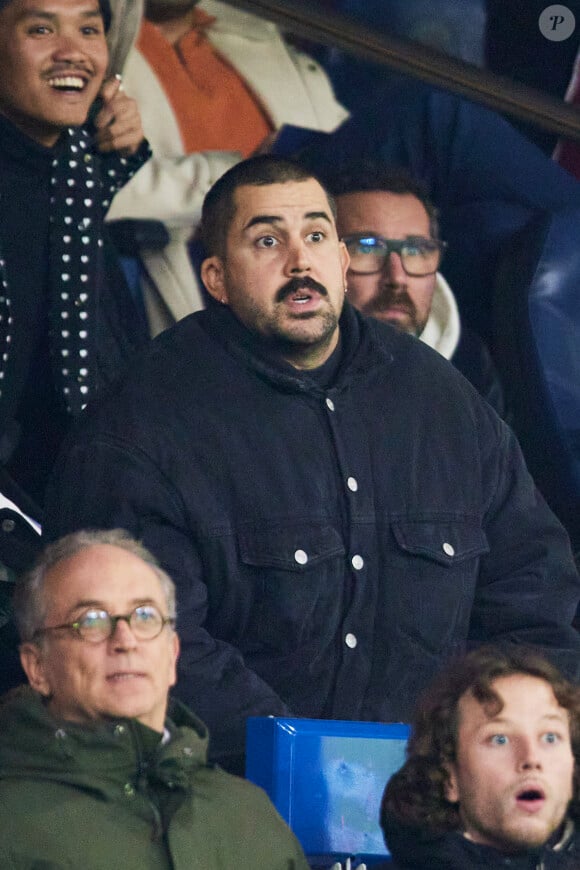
[46,303,580,774]
[382,815,580,869]
[0,468,41,695]
[0,114,149,504]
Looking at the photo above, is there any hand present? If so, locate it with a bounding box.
[93,74,145,157]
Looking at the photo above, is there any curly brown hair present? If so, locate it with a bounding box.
[381,645,580,835]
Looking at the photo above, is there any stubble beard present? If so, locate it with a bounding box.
[257,303,340,363]
[462,799,568,854]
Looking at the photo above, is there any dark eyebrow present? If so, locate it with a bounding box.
[244,215,281,231]
[243,211,333,232]
[304,211,333,224]
[18,7,102,21]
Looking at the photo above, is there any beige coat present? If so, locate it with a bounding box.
[107,0,348,334]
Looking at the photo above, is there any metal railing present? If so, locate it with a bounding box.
[224,0,580,143]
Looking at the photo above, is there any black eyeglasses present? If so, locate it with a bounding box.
[33,604,175,644]
[343,234,447,277]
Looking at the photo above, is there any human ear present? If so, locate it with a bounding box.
[19,642,53,697]
[201,256,228,304]
[444,763,459,803]
[168,631,180,689]
[338,239,350,287]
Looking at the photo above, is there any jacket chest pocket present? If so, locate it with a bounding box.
[385,519,489,653]
[238,523,346,649]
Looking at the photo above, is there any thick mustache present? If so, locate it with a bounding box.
[276,276,328,303]
[374,287,416,317]
[45,63,93,78]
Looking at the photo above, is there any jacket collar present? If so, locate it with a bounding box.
[199,0,280,42]
[0,686,210,792]
[199,300,394,395]
[419,271,461,361]
[384,812,578,870]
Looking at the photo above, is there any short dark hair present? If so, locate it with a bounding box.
[326,159,440,240]
[201,155,337,259]
[381,646,580,836]
[99,0,112,31]
[0,0,111,29]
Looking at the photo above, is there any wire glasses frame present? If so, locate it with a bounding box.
[343,234,447,277]
[33,604,176,644]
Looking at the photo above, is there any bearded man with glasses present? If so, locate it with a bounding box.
[331,160,506,417]
[0,528,309,870]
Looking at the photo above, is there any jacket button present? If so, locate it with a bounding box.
[1,518,15,533]
[345,633,358,649]
[442,542,455,557]
[294,549,308,565]
[347,476,358,492]
[351,554,364,570]
[325,397,335,411]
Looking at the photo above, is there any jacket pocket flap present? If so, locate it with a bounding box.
[392,520,489,566]
[240,523,345,570]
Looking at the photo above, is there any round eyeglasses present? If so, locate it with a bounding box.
[343,234,447,277]
[33,604,175,644]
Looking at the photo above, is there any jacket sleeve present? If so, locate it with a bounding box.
[105,149,241,229]
[99,138,154,204]
[452,326,508,421]
[220,774,312,869]
[44,437,292,773]
[469,413,580,679]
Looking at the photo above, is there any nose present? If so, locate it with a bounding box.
[51,32,87,63]
[285,238,311,276]
[517,737,543,772]
[381,252,407,285]
[109,616,138,651]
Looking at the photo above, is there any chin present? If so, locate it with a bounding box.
[377,315,410,334]
[499,820,555,851]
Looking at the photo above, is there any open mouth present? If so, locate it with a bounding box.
[515,787,546,810]
[48,75,88,92]
[292,290,316,304]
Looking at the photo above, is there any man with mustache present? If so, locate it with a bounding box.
[381,646,580,869]
[0,0,149,511]
[104,0,347,336]
[46,156,580,776]
[331,161,506,416]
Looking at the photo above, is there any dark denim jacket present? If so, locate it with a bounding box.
[45,303,580,773]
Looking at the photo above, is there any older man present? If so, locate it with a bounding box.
[330,161,505,416]
[46,156,580,776]
[381,646,580,868]
[0,528,309,868]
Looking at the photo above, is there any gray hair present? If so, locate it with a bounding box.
[14,529,176,643]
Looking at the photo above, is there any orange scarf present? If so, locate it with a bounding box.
[137,13,272,156]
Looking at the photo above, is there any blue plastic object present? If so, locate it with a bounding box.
[246,717,409,866]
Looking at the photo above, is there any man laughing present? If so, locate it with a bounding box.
[0,0,149,509]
